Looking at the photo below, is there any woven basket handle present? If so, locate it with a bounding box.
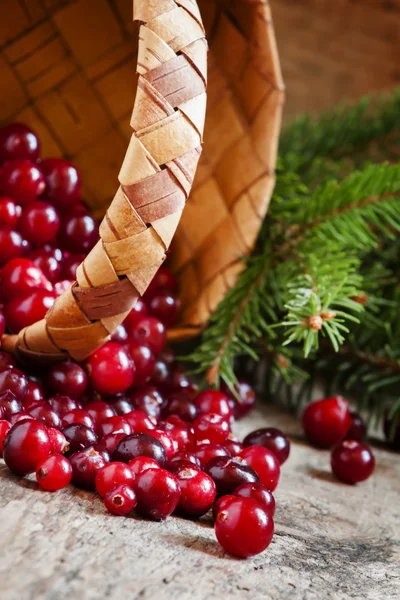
[3,0,207,363]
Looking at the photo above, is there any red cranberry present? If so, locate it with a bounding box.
[162,391,198,422]
[345,412,367,442]
[193,413,230,444]
[85,401,116,429]
[125,342,154,387]
[123,298,147,330]
[195,390,232,421]
[145,266,178,298]
[48,427,68,454]
[0,391,22,420]
[95,432,127,456]
[233,482,276,516]
[130,317,166,354]
[157,347,176,366]
[97,416,131,438]
[3,420,51,475]
[104,484,137,516]
[174,466,216,518]
[0,228,25,265]
[144,428,175,460]
[171,368,197,396]
[204,456,259,496]
[95,461,135,497]
[61,253,85,280]
[0,419,11,456]
[302,396,350,448]
[86,342,135,395]
[61,408,95,430]
[214,497,274,557]
[0,311,4,338]
[5,289,55,332]
[0,258,52,300]
[58,213,98,253]
[70,447,107,489]
[29,403,61,429]
[134,468,180,520]
[149,359,172,393]
[129,385,163,421]
[19,201,60,246]
[212,494,235,519]
[112,432,167,467]
[9,412,34,426]
[48,394,82,415]
[128,456,161,476]
[29,248,62,283]
[0,197,20,227]
[0,159,45,205]
[36,454,72,491]
[221,380,256,420]
[23,380,44,408]
[224,436,244,456]
[111,324,128,344]
[383,413,400,451]
[0,123,40,163]
[62,423,98,455]
[160,421,194,452]
[124,410,156,433]
[0,351,16,372]
[0,368,28,402]
[194,443,231,468]
[243,428,290,465]
[148,291,180,327]
[40,158,81,210]
[48,361,88,399]
[169,451,201,469]
[239,446,280,491]
[111,397,133,416]
[331,440,375,484]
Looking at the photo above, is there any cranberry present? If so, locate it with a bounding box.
[111,397,133,416]
[86,342,135,395]
[48,394,82,415]
[214,497,274,557]
[169,451,201,469]
[23,380,44,408]
[58,213,98,253]
[383,413,400,451]
[239,446,280,491]
[195,390,232,421]
[62,423,98,455]
[0,350,16,372]
[10,412,33,426]
[0,419,11,456]
[70,447,107,489]
[40,158,81,210]
[29,248,62,283]
[128,456,161,476]
[0,159,45,205]
[54,280,73,296]
[221,380,256,420]
[3,420,51,475]
[125,342,154,387]
[174,466,216,518]
[36,454,72,491]
[104,484,137,516]
[160,421,194,452]
[95,461,135,497]
[0,197,20,227]
[124,410,156,433]
[130,317,166,354]
[194,443,231,468]
[144,428,175,460]
[212,494,235,519]
[0,123,40,163]
[204,456,259,496]
[29,403,61,429]
[47,361,88,398]
[158,347,176,366]
[148,291,180,327]
[0,228,24,265]
[95,432,127,456]
[149,359,172,393]
[145,266,178,297]
[111,324,128,344]
[224,436,244,456]
[331,440,375,484]
[233,482,276,516]
[0,258,52,300]
[85,401,116,428]
[123,298,147,330]
[134,468,180,520]
[48,427,68,454]
[129,385,163,421]
[345,412,367,442]
[171,368,197,396]
[0,368,28,402]
[61,408,95,430]
[243,428,290,465]
[19,201,60,246]
[5,289,55,332]
[302,396,351,448]
[162,391,198,422]
[193,413,230,444]
[61,253,85,280]
[98,416,131,438]
[112,432,167,467]
[0,391,22,420]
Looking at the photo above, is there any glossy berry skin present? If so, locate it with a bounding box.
[0,197,20,227]
[193,413,230,445]
[0,159,45,205]
[124,410,156,433]
[0,419,11,457]
[195,390,232,421]
[0,258,52,300]
[110,324,128,344]
[204,456,259,496]
[148,291,180,327]
[58,213,98,253]
[112,432,167,467]
[222,380,256,420]
[9,412,34,426]
[162,391,198,422]
[331,440,375,484]
[128,456,161,476]
[29,403,61,429]
[0,123,40,163]
[48,427,69,454]
[144,428,176,460]
[29,248,62,283]
[302,396,351,448]
[61,253,85,280]
[62,424,98,455]
[224,436,244,457]
[123,298,147,330]
[160,421,194,453]
[129,385,163,421]
[5,289,55,333]
[0,350,16,371]
[169,451,201,469]
[145,266,178,297]
[61,408,95,430]
[40,158,81,210]
[95,432,127,457]
[0,228,25,266]
[70,447,107,489]
[130,317,166,354]
[345,412,367,442]
[19,201,60,246]
[0,369,28,402]
[0,311,5,339]
[214,497,274,558]
[97,416,131,439]
[243,428,290,465]
[36,455,72,491]
[194,443,231,468]
[174,466,216,518]
[0,391,22,420]
[85,401,116,430]
[48,361,88,399]
[239,446,280,492]
[47,394,82,415]
[95,461,135,497]
[104,484,137,516]
[86,342,135,395]
[149,359,172,393]
[3,420,51,475]
[111,398,133,416]
[212,494,236,520]
[233,483,276,517]
[125,342,155,387]
[134,468,181,520]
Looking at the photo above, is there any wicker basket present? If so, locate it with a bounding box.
[0,0,284,362]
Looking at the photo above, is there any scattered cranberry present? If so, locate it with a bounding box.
[193,413,230,444]
[162,391,198,422]
[243,427,290,465]
[0,197,20,227]
[61,253,85,280]
[48,394,82,415]
[123,298,147,330]
[195,390,232,421]
[169,451,201,469]
[86,342,135,395]
[145,266,178,298]
[204,456,259,496]
[148,291,180,327]
[214,497,274,558]
[158,347,176,366]
[145,428,175,460]
[0,419,11,457]
[134,468,180,520]
[36,454,72,491]
[129,385,163,421]
[97,416,131,438]
[212,494,235,519]
[61,408,95,430]
[0,350,16,371]
[0,123,40,163]
[130,317,166,354]
[62,423,98,455]
[24,380,45,408]
[125,342,155,387]
[124,410,156,433]
[111,324,128,344]
[104,484,137,516]
[0,159,45,205]
[5,288,55,332]
[30,248,62,283]
[111,397,133,416]
[95,432,127,456]
[0,311,5,338]
[112,432,167,467]
[331,440,375,484]
[95,461,135,497]
[0,258,52,300]
[9,412,33,426]
[85,401,116,430]
[29,403,61,429]
[194,443,231,468]
[302,396,350,448]
[160,421,194,452]
[171,368,197,396]
[58,213,98,253]
[0,228,25,266]
[40,158,81,210]
[0,391,22,420]
[224,436,243,456]
[222,380,256,420]
[239,446,280,491]
[70,447,107,489]
[150,359,172,393]
[233,482,276,517]
[0,368,28,402]
[19,201,60,246]
[345,412,367,442]
[128,456,161,476]
[48,361,88,399]
[174,466,216,518]
[3,420,51,475]
[48,427,69,454]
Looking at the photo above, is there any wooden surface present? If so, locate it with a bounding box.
[1,403,399,600]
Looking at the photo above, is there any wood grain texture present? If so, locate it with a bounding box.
[0,404,399,600]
